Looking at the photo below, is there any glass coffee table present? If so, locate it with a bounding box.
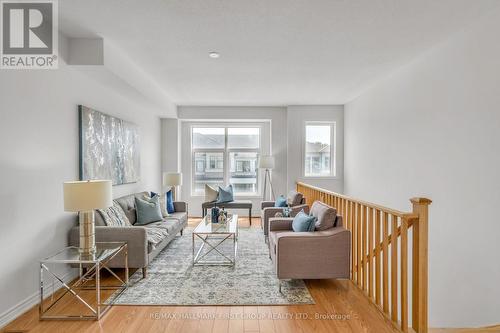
[192,214,238,266]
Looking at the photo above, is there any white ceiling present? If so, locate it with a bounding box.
[59,0,500,106]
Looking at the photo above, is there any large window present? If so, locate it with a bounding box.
[304,122,335,177]
[192,126,261,196]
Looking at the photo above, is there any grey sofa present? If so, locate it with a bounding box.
[268,201,350,292]
[261,190,307,238]
[69,191,188,278]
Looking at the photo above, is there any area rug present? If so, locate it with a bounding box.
[110,228,315,305]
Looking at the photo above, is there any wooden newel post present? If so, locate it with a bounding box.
[410,197,432,333]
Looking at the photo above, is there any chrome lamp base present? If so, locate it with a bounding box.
[79,210,96,256]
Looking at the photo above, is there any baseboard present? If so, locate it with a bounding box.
[0,269,78,329]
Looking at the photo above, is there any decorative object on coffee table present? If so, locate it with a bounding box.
[211,206,220,223]
[283,206,292,217]
[64,180,112,256]
[163,172,182,200]
[259,155,275,200]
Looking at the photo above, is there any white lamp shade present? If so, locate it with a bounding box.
[63,180,112,212]
[258,156,275,169]
[163,172,183,186]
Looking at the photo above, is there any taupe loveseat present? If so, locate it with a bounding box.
[268,201,350,292]
[69,191,188,277]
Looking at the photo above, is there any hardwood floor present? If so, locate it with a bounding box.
[1,217,401,333]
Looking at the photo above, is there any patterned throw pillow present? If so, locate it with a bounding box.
[98,201,131,227]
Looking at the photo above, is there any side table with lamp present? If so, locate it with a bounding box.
[39,180,129,321]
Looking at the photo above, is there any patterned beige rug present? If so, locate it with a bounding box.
[110,228,314,305]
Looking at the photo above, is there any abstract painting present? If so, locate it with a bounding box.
[79,105,140,185]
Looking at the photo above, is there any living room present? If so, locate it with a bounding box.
[1,1,499,333]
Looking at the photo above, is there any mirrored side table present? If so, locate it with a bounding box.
[39,242,128,320]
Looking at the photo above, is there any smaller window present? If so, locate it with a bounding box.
[304,122,335,177]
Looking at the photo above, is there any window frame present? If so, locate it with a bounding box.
[190,124,262,197]
[303,121,336,178]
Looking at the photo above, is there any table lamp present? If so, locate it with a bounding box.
[64,180,112,255]
[163,172,183,200]
[259,155,275,200]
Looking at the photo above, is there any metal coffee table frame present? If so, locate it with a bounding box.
[39,242,128,320]
[192,214,238,266]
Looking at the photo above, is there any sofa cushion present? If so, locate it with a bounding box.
[115,192,148,224]
[166,211,188,224]
[292,210,317,232]
[147,219,177,235]
[287,191,303,206]
[97,200,131,227]
[310,201,336,231]
[135,195,163,225]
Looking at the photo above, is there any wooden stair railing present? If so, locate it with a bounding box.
[297,182,431,333]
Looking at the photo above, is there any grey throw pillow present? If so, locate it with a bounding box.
[135,195,163,225]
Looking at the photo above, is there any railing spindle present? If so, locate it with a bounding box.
[391,214,398,322]
[375,209,381,306]
[361,205,367,291]
[351,201,356,281]
[401,217,409,332]
[368,207,374,300]
[357,203,362,286]
[383,212,389,314]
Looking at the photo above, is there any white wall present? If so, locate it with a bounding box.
[287,105,344,193]
[344,9,500,328]
[161,118,181,174]
[0,36,164,324]
[176,106,287,217]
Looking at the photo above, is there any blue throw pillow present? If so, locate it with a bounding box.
[217,185,234,203]
[275,195,287,207]
[166,190,175,213]
[135,195,163,225]
[292,210,317,232]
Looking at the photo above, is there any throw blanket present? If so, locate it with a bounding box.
[145,225,169,251]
